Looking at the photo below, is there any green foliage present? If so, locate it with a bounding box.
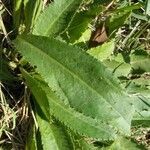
[32,0,83,37]
[15,35,135,136]
[22,71,116,140]
[88,42,131,77]
[87,40,115,61]
[13,0,43,34]
[103,59,131,77]
[106,3,142,36]
[102,137,143,150]
[36,114,73,150]
[132,95,150,127]
[24,0,43,32]
[145,0,150,16]
[24,72,100,149]
[25,124,37,150]
[130,49,150,73]
[1,0,149,149]
[61,2,103,43]
[13,0,23,31]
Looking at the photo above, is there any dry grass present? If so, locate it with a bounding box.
[0,2,32,148]
[0,83,32,150]
[132,127,150,150]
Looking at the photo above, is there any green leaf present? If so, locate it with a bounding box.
[132,95,150,127]
[33,77,102,149]
[146,0,150,16]
[125,79,150,127]
[131,78,150,87]
[113,3,142,14]
[13,0,23,32]
[102,137,143,150]
[132,13,150,23]
[36,114,73,150]
[106,12,131,36]
[24,0,43,32]
[74,28,92,49]
[22,70,117,140]
[25,124,37,150]
[67,0,114,44]
[69,131,97,150]
[14,35,134,136]
[61,3,103,43]
[87,40,115,61]
[130,50,150,73]
[32,0,83,37]
[31,87,74,150]
[103,60,131,77]
[106,3,142,36]
[88,48,131,77]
